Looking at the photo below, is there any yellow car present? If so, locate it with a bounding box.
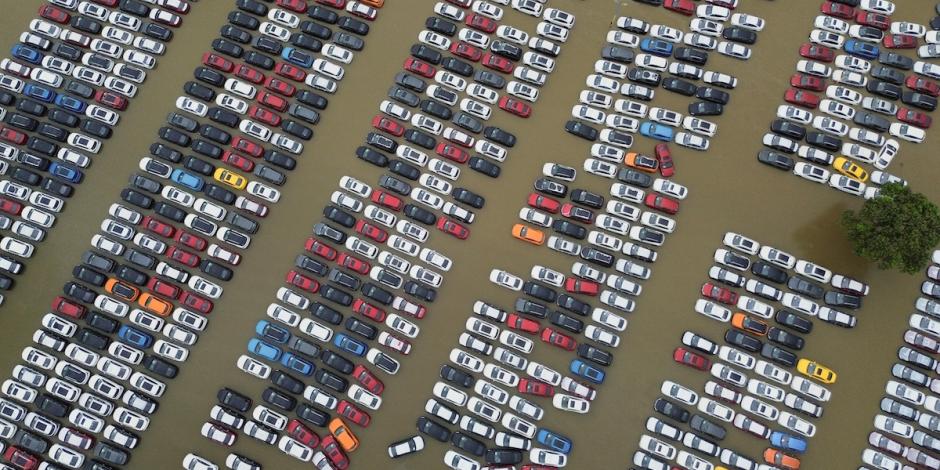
[511,224,544,245]
[833,156,868,182]
[797,358,837,384]
[213,168,247,190]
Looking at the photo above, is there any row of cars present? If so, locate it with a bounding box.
[859,249,940,470]
[757,0,939,199]
[0,0,188,302]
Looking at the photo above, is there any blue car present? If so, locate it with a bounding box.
[770,431,807,454]
[570,359,605,384]
[536,429,572,454]
[55,95,87,113]
[640,121,674,142]
[170,169,205,191]
[333,333,367,357]
[640,38,673,57]
[248,338,282,361]
[282,47,313,68]
[255,320,290,344]
[49,163,83,183]
[118,325,153,349]
[11,44,43,64]
[844,39,879,60]
[24,84,56,103]
[280,352,315,376]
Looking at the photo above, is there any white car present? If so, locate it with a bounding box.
[636,54,668,71]
[530,449,567,467]
[661,381,699,405]
[810,29,844,48]
[836,54,872,73]
[722,347,757,370]
[779,411,816,437]
[732,13,764,31]
[718,41,751,60]
[236,354,271,379]
[890,123,925,143]
[860,0,895,15]
[690,18,723,36]
[797,59,832,78]
[829,174,866,196]
[444,450,480,470]
[497,25,528,45]
[875,414,913,438]
[814,15,848,34]
[695,299,731,322]
[777,105,812,124]
[651,24,683,43]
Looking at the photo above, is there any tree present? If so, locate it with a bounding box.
[841,183,940,274]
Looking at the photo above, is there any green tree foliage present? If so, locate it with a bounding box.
[841,183,940,274]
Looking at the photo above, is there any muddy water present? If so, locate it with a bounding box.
[0,0,938,468]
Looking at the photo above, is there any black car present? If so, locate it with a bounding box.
[410,44,442,65]
[310,302,343,325]
[264,150,297,170]
[333,32,364,51]
[871,65,904,85]
[144,356,178,379]
[320,285,353,307]
[491,41,522,61]
[866,79,902,100]
[72,16,103,34]
[771,119,806,140]
[552,220,586,240]
[549,310,584,334]
[515,298,548,318]
[564,120,599,141]
[879,52,913,70]
[129,174,161,194]
[126,249,157,270]
[751,261,788,284]
[345,317,378,341]
[290,337,322,359]
[338,17,369,36]
[674,47,708,65]
[308,4,339,22]
[775,309,813,334]
[320,349,355,375]
[580,247,614,268]
[853,111,890,132]
[404,128,436,149]
[440,365,474,388]
[628,68,661,86]
[724,329,762,352]
[379,174,411,195]
[237,0,267,15]
[82,251,115,273]
[254,36,283,55]
[474,69,506,89]
[395,72,427,93]
[696,87,730,105]
[468,156,500,178]
[570,189,604,209]
[485,448,523,465]
[805,132,841,152]
[578,343,613,366]
[48,109,79,128]
[601,45,635,64]
[404,204,437,225]
[211,38,244,59]
[73,265,106,286]
[297,90,328,110]
[297,403,329,427]
[390,160,420,180]
[616,168,653,187]
[454,112,483,134]
[144,23,173,42]
[442,57,474,77]
[902,91,937,112]
[64,282,96,303]
[767,327,804,351]
[37,395,68,418]
[452,432,486,456]
[271,370,305,395]
[300,21,332,40]
[483,126,516,147]
[688,101,723,116]
[356,146,389,167]
[653,398,690,423]
[228,10,260,29]
[206,184,236,204]
[405,280,436,302]
[453,187,484,208]
[55,44,84,62]
[217,388,251,412]
[534,178,568,197]
[756,150,794,171]
[662,78,697,96]
[361,282,394,305]
[824,291,862,309]
[787,276,824,299]
[77,329,108,350]
[690,415,727,441]
[329,268,361,291]
[86,313,118,334]
[722,27,757,44]
[523,281,556,302]
[94,443,129,466]
[761,343,797,367]
[15,430,48,455]
[42,179,73,198]
[292,33,324,52]
[417,416,451,442]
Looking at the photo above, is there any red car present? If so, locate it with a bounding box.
[784,88,820,109]
[175,230,208,251]
[223,151,256,172]
[370,190,403,211]
[565,278,599,296]
[355,220,388,243]
[897,107,932,129]
[644,193,679,214]
[320,435,349,470]
[286,420,320,447]
[52,296,86,319]
[798,43,834,62]
[906,76,940,97]
[39,5,71,24]
[147,278,181,299]
[435,142,470,163]
[202,52,234,72]
[142,216,175,238]
[265,77,297,97]
[654,143,674,177]
[820,1,855,19]
[305,237,337,260]
[526,193,560,213]
[372,115,405,136]
[275,62,307,82]
[0,197,23,216]
[353,299,386,322]
[498,96,532,118]
[232,136,264,158]
[337,252,370,274]
[95,90,128,111]
[673,347,710,371]
[236,64,266,84]
[168,246,200,267]
[316,0,347,7]
[884,34,917,49]
[541,327,577,351]
[258,91,288,112]
[663,0,694,15]
[481,53,514,73]
[403,57,436,78]
[180,291,213,314]
[287,270,320,294]
[248,105,282,127]
[0,127,27,145]
[4,446,38,470]
[789,73,825,92]
[437,218,469,239]
[517,378,554,397]
[506,313,539,334]
[276,0,308,13]
[338,400,371,427]
[856,11,890,30]
[450,42,483,62]
[702,282,738,305]
[560,203,594,224]
[465,13,497,33]
[353,364,384,394]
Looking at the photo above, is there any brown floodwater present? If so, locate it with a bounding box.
[0,0,938,468]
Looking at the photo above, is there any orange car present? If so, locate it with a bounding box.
[138,293,173,317]
[764,448,800,470]
[105,278,140,302]
[511,224,544,245]
[360,0,384,6]
[731,312,768,336]
[329,418,359,452]
[623,152,659,173]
